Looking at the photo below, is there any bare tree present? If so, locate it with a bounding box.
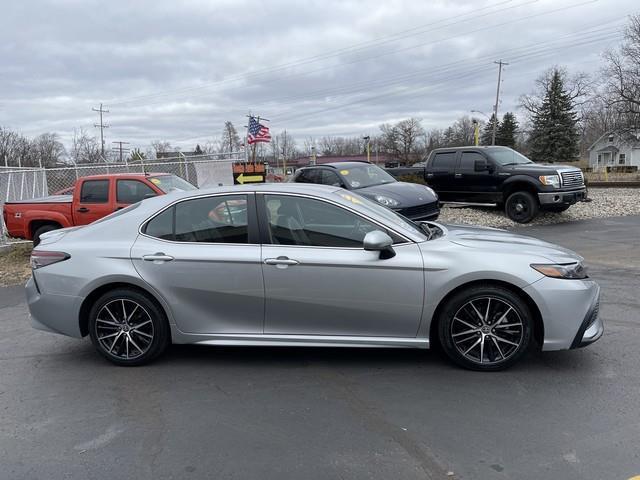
[601,14,640,136]
[220,121,241,154]
[70,128,102,164]
[151,140,173,157]
[32,133,66,167]
[379,118,425,164]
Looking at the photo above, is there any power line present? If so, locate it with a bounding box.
[103,0,525,107]
[106,0,596,109]
[92,103,109,156]
[111,141,130,163]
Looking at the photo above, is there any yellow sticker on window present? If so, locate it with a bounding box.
[340,170,350,175]
[149,178,161,185]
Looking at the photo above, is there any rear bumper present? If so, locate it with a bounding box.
[26,276,84,338]
[538,187,587,205]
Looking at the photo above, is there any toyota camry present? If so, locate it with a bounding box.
[26,183,603,370]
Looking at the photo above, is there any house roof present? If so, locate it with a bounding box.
[588,131,640,151]
[596,145,619,153]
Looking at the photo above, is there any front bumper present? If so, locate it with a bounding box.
[538,187,587,205]
[524,277,602,351]
[395,202,440,221]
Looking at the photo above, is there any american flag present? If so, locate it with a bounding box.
[247,116,271,144]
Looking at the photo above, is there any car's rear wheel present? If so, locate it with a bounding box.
[88,288,169,366]
[505,191,538,223]
[438,286,532,371]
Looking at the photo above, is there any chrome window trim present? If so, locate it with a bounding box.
[138,190,416,246]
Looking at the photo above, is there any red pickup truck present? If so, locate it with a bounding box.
[3,173,196,245]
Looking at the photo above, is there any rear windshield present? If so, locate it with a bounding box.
[148,175,197,193]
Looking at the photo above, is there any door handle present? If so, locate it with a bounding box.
[264,257,299,266]
[454,173,463,178]
[77,207,89,213]
[142,253,174,262]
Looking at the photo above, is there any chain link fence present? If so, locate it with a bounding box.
[0,153,252,243]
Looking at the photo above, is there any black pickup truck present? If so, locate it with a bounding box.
[422,146,587,223]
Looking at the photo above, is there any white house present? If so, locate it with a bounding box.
[588,131,640,168]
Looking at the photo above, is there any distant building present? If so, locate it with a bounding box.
[588,132,640,168]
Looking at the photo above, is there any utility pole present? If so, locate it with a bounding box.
[111,141,130,164]
[93,103,109,156]
[492,60,509,146]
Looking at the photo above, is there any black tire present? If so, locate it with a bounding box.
[438,285,533,371]
[33,224,59,247]
[88,288,170,366]
[544,204,571,213]
[505,191,539,223]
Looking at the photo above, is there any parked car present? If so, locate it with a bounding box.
[423,146,587,223]
[292,162,440,221]
[4,173,196,245]
[27,183,602,371]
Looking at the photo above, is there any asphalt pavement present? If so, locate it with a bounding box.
[0,215,639,480]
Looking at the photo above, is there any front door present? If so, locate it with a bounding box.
[131,193,264,334]
[454,151,500,203]
[259,194,424,338]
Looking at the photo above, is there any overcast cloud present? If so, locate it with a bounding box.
[0,0,637,151]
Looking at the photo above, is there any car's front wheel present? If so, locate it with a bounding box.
[505,191,539,223]
[88,288,169,366]
[438,285,532,371]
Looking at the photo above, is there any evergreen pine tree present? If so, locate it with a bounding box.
[194,144,203,155]
[496,112,518,148]
[480,114,500,145]
[528,69,579,163]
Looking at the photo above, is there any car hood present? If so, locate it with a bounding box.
[506,163,580,175]
[356,181,438,206]
[443,223,583,264]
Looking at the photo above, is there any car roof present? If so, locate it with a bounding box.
[430,146,512,152]
[77,172,172,180]
[302,161,372,169]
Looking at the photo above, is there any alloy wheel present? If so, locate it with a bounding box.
[95,299,155,360]
[450,296,524,365]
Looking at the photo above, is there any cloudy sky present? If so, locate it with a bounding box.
[0,0,637,152]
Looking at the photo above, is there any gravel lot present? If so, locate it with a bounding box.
[439,187,640,228]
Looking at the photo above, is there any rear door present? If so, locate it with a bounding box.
[131,193,264,334]
[258,193,424,337]
[425,151,459,201]
[73,179,113,225]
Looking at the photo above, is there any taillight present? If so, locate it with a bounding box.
[30,250,70,269]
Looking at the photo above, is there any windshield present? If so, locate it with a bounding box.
[487,147,533,166]
[333,190,426,239]
[148,175,197,193]
[338,164,396,189]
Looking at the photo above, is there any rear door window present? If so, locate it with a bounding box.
[80,180,109,203]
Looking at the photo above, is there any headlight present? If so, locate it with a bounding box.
[539,175,560,188]
[531,262,588,279]
[374,195,400,207]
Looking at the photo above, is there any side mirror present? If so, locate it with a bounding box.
[363,230,396,259]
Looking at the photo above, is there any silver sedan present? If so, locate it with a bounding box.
[26,183,603,371]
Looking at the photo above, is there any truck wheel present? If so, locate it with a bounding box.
[33,224,59,247]
[505,191,538,223]
[544,204,570,213]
